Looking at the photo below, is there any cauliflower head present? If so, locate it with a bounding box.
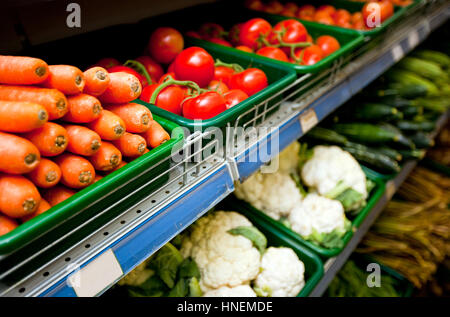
[288,193,349,246]
[180,211,261,292]
[203,285,257,297]
[301,145,367,209]
[278,141,300,174]
[254,247,305,297]
[117,259,154,287]
[235,171,303,220]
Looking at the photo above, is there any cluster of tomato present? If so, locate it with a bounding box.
[187,18,341,66]
[351,0,412,7]
[245,0,394,30]
[98,28,269,121]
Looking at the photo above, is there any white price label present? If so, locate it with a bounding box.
[385,181,396,200]
[408,31,420,49]
[299,109,318,133]
[422,20,430,36]
[391,45,404,62]
[68,249,123,297]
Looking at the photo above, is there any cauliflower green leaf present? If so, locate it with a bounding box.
[149,243,184,289]
[227,226,267,255]
[188,277,203,297]
[307,219,352,249]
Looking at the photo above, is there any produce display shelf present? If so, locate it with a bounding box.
[308,110,449,297]
[0,0,447,298]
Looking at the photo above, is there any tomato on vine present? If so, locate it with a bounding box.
[173,47,215,88]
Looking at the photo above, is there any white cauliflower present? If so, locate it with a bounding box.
[288,193,350,248]
[203,285,257,297]
[180,211,261,292]
[301,145,367,210]
[235,171,303,220]
[278,141,300,174]
[254,247,305,297]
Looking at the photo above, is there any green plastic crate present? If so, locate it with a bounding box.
[186,15,364,75]
[137,38,297,132]
[229,168,386,258]
[0,115,184,255]
[219,208,324,297]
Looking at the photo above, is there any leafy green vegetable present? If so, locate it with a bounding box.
[179,258,200,280]
[149,243,184,288]
[307,219,352,249]
[188,277,203,297]
[127,275,167,297]
[335,188,365,212]
[290,172,307,197]
[167,278,188,297]
[228,226,267,255]
[170,235,183,248]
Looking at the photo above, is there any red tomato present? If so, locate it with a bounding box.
[108,66,148,87]
[229,68,268,96]
[279,8,296,17]
[333,9,352,25]
[223,89,249,109]
[228,23,244,46]
[94,57,120,69]
[317,5,336,16]
[140,84,184,115]
[186,31,203,39]
[264,1,284,14]
[148,27,184,65]
[207,80,229,94]
[135,56,164,83]
[316,35,340,57]
[314,11,335,25]
[235,45,253,53]
[159,72,177,84]
[214,66,235,86]
[256,46,289,62]
[245,0,264,11]
[199,23,225,39]
[300,45,323,65]
[182,91,227,120]
[209,37,233,47]
[239,18,272,50]
[173,47,215,88]
[268,19,308,46]
[297,4,315,20]
[362,0,394,28]
[284,2,299,13]
[306,34,313,43]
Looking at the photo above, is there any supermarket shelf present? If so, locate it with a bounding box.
[231,0,449,181]
[308,111,449,297]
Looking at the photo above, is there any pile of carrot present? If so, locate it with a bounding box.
[0,55,171,237]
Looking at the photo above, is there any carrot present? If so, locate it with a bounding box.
[140,120,170,148]
[0,215,18,236]
[43,186,76,207]
[112,132,147,157]
[0,132,40,174]
[54,154,95,189]
[83,66,110,96]
[104,160,127,175]
[106,103,152,133]
[41,65,85,95]
[23,122,68,157]
[27,158,61,188]
[0,56,49,85]
[0,174,41,218]
[92,174,104,183]
[63,124,102,156]
[21,199,51,222]
[62,94,103,123]
[0,100,48,133]
[89,142,122,171]
[86,109,125,140]
[0,85,68,120]
[98,72,142,104]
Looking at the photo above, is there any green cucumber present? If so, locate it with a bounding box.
[352,103,402,121]
[412,50,450,69]
[372,147,402,161]
[396,57,447,81]
[408,131,435,149]
[385,69,440,96]
[342,146,401,174]
[332,123,400,143]
[378,84,428,99]
[396,120,436,132]
[306,126,348,146]
[397,149,426,160]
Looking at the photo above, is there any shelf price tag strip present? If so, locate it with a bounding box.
[67,249,123,297]
[299,109,318,134]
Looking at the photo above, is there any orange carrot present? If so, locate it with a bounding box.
[62,94,103,123]
[43,186,76,207]
[0,132,40,174]
[63,124,102,156]
[89,142,122,171]
[98,72,142,104]
[106,103,153,133]
[23,122,68,157]
[0,56,49,85]
[92,174,104,183]
[0,215,18,236]
[104,160,127,175]
[83,66,110,96]
[54,154,95,189]
[140,120,170,148]
[112,132,147,157]
[0,85,68,120]
[21,199,51,222]
[27,158,61,188]
[41,65,85,95]
[86,109,126,141]
[0,174,41,218]
[0,100,48,133]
